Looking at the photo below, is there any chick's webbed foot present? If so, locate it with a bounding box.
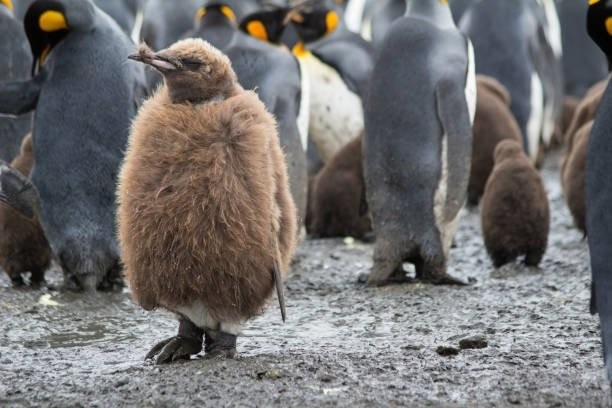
[145,318,204,364]
[204,330,237,359]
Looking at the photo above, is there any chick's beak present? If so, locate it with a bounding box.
[127,53,143,62]
[128,43,178,72]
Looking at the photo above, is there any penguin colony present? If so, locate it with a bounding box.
[0,0,610,381]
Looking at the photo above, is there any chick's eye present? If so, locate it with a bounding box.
[181,59,203,69]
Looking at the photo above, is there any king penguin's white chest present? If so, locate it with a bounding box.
[297,52,364,163]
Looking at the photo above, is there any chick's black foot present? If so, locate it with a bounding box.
[145,318,204,364]
[421,273,469,285]
[204,330,237,359]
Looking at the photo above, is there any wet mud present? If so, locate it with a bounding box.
[0,153,609,407]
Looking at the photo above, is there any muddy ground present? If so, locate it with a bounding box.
[0,153,609,407]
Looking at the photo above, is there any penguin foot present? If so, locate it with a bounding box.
[10,275,25,287]
[29,269,46,286]
[421,273,469,285]
[366,267,470,286]
[365,265,414,287]
[204,331,237,359]
[145,319,204,364]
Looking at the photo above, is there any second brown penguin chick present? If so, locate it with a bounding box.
[307,134,371,239]
[562,120,592,235]
[0,134,51,286]
[563,78,607,148]
[118,39,297,363]
[481,139,550,268]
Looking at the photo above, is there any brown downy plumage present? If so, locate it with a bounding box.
[467,75,523,207]
[562,120,592,235]
[481,139,550,268]
[555,96,579,146]
[563,78,607,147]
[559,79,607,217]
[118,38,297,361]
[307,134,371,239]
[0,134,51,286]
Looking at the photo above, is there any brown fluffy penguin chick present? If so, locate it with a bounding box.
[481,139,550,268]
[467,75,523,207]
[561,120,592,235]
[563,78,607,147]
[0,134,51,286]
[308,134,371,239]
[118,39,297,363]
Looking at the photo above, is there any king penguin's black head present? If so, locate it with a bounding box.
[195,3,237,26]
[239,8,291,45]
[24,0,95,75]
[291,6,339,44]
[587,0,612,70]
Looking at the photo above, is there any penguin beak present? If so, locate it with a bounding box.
[130,54,178,72]
[128,44,179,73]
[127,53,143,62]
[289,10,304,24]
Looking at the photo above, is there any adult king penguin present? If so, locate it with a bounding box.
[557,0,607,98]
[364,0,476,286]
[0,0,33,162]
[0,0,147,291]
[586,0,612,384]
[459,0,559,162]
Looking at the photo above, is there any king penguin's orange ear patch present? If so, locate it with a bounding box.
[39,10,68,32]
[220,6,236,22]
[606,16,612,35]
[246,20,269,42]
[325,11,339,35]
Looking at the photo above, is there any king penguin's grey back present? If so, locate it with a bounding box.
[364,14,468,239]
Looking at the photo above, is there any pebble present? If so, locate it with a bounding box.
[436,346,460,356]
[459,335,488,350]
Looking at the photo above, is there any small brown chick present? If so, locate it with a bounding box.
[563,78,607,148]
[307,134,371,239]
[118,39,297,363]
[481,139,550,268]
[467,75,524,206]
[562,120,592,235]
[0,134,51,286]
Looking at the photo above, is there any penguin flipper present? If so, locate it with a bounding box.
[435,78,472,222]
[0,160,40,220]
[0,68,47,117]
